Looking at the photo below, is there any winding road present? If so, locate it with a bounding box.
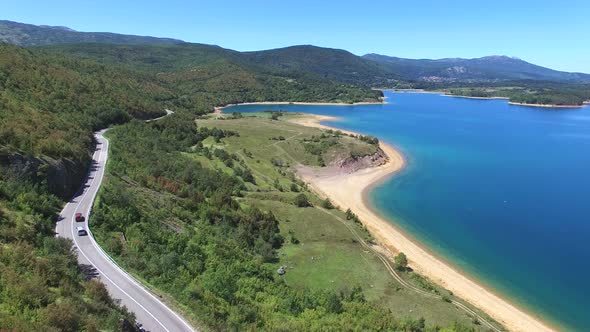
[55,124,195,332]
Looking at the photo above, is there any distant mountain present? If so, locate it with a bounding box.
[239,45,399,86]
[0,20,184,46]
[40,43,398,89]
[1,20,588,86]
[363,53,590,83]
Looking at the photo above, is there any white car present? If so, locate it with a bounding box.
[76,226,88,236]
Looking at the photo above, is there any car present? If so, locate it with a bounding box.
[76,226,88,236]
[135,322,147,332]
[75,212,85,222]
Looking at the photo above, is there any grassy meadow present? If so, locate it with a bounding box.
[195,112,503,330]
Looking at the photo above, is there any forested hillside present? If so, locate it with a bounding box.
[89,113,493,331]
[0,42,379,197]
[2,19,588,105]
[0,20,184,46]
[0,174,136,330]
[0,43,169,330]
[0,41,383,331]
[0,44,168,157]
[240,45,399,87]
[363,53,590,83]
[39,43,383,108]
[434,80,590,106]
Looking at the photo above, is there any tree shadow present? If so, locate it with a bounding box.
[79,263,100,280]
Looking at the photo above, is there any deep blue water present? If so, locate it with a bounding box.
[225,92,590,331]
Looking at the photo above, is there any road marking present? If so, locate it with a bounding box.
[85,132,195,332]
[62,128,195,332]
[69,133,171,332]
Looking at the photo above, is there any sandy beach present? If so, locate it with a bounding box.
[291,114,557,332]
[442,95,585,108]
[508,102,585,108]
[213,98,385,115]
[443,94,510,100]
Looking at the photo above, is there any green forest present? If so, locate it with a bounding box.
[393,80,590,106]
[0,173,137,330]
[0,43,379,168]
[89,113,492,331]
[0,42,384,331]
[443,83,590,106]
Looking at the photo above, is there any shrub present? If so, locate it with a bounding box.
[294,193,311,207]
[394,252,408,271]
[321,198,334,209]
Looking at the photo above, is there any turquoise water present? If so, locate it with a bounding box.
[225,91,590,331]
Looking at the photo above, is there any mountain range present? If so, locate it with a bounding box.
[1,20,589,85]
[363,53,590,83]
[0,20,183,46]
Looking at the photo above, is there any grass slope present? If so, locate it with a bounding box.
[196,113,503,330]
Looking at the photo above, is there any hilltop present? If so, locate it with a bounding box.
[363,53,590,83]
[0,20,184,46]
[2,20,589,87]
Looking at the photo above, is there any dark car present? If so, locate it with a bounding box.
[75,212,85,222]
[135,322,147,332]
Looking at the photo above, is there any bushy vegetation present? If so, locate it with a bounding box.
[394,252,409,271]
[91,118,466,331]
[0,38,502,330]
[0,42,380,175]
[302,134,340,156]
[0,43,168,163]
[193,116,501,331]
[0,42,381,330]
[0,175,135,330]
[40,43,383,106]
[443,82,590,106]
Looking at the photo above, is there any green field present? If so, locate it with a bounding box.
[196,114,504,330]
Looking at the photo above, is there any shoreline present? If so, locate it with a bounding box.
[442,94,585,108]
[508,101,586,108]
[290,113,557,332]
[442,94,510,100]
[214,98,385,114]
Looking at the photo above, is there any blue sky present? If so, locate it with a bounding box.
[4,0,590,72]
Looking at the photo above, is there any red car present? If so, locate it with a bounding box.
[75,213,85,222]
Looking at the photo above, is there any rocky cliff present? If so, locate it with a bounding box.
[333,147,388,174]
[0,147,88,198]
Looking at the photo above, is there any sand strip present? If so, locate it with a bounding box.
[213,98,385,114]
[292,114,557,332]
[507,102,585,108]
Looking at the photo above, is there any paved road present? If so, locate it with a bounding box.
[146,109,174,122]
[55,129,195,332]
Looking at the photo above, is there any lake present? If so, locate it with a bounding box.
[225,91,590,331]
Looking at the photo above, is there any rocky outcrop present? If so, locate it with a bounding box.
[333,147,388,174]
[0,148,88,198]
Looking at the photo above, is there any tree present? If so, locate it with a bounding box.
[40,301,81,332]
[394,252,408,271]
[294,193,311,207]
[345,208,353,219]
[321,198,334,209]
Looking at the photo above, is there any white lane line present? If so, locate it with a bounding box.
[85,132,195,332]
[69,133,171,332]
[57,121,195,332]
